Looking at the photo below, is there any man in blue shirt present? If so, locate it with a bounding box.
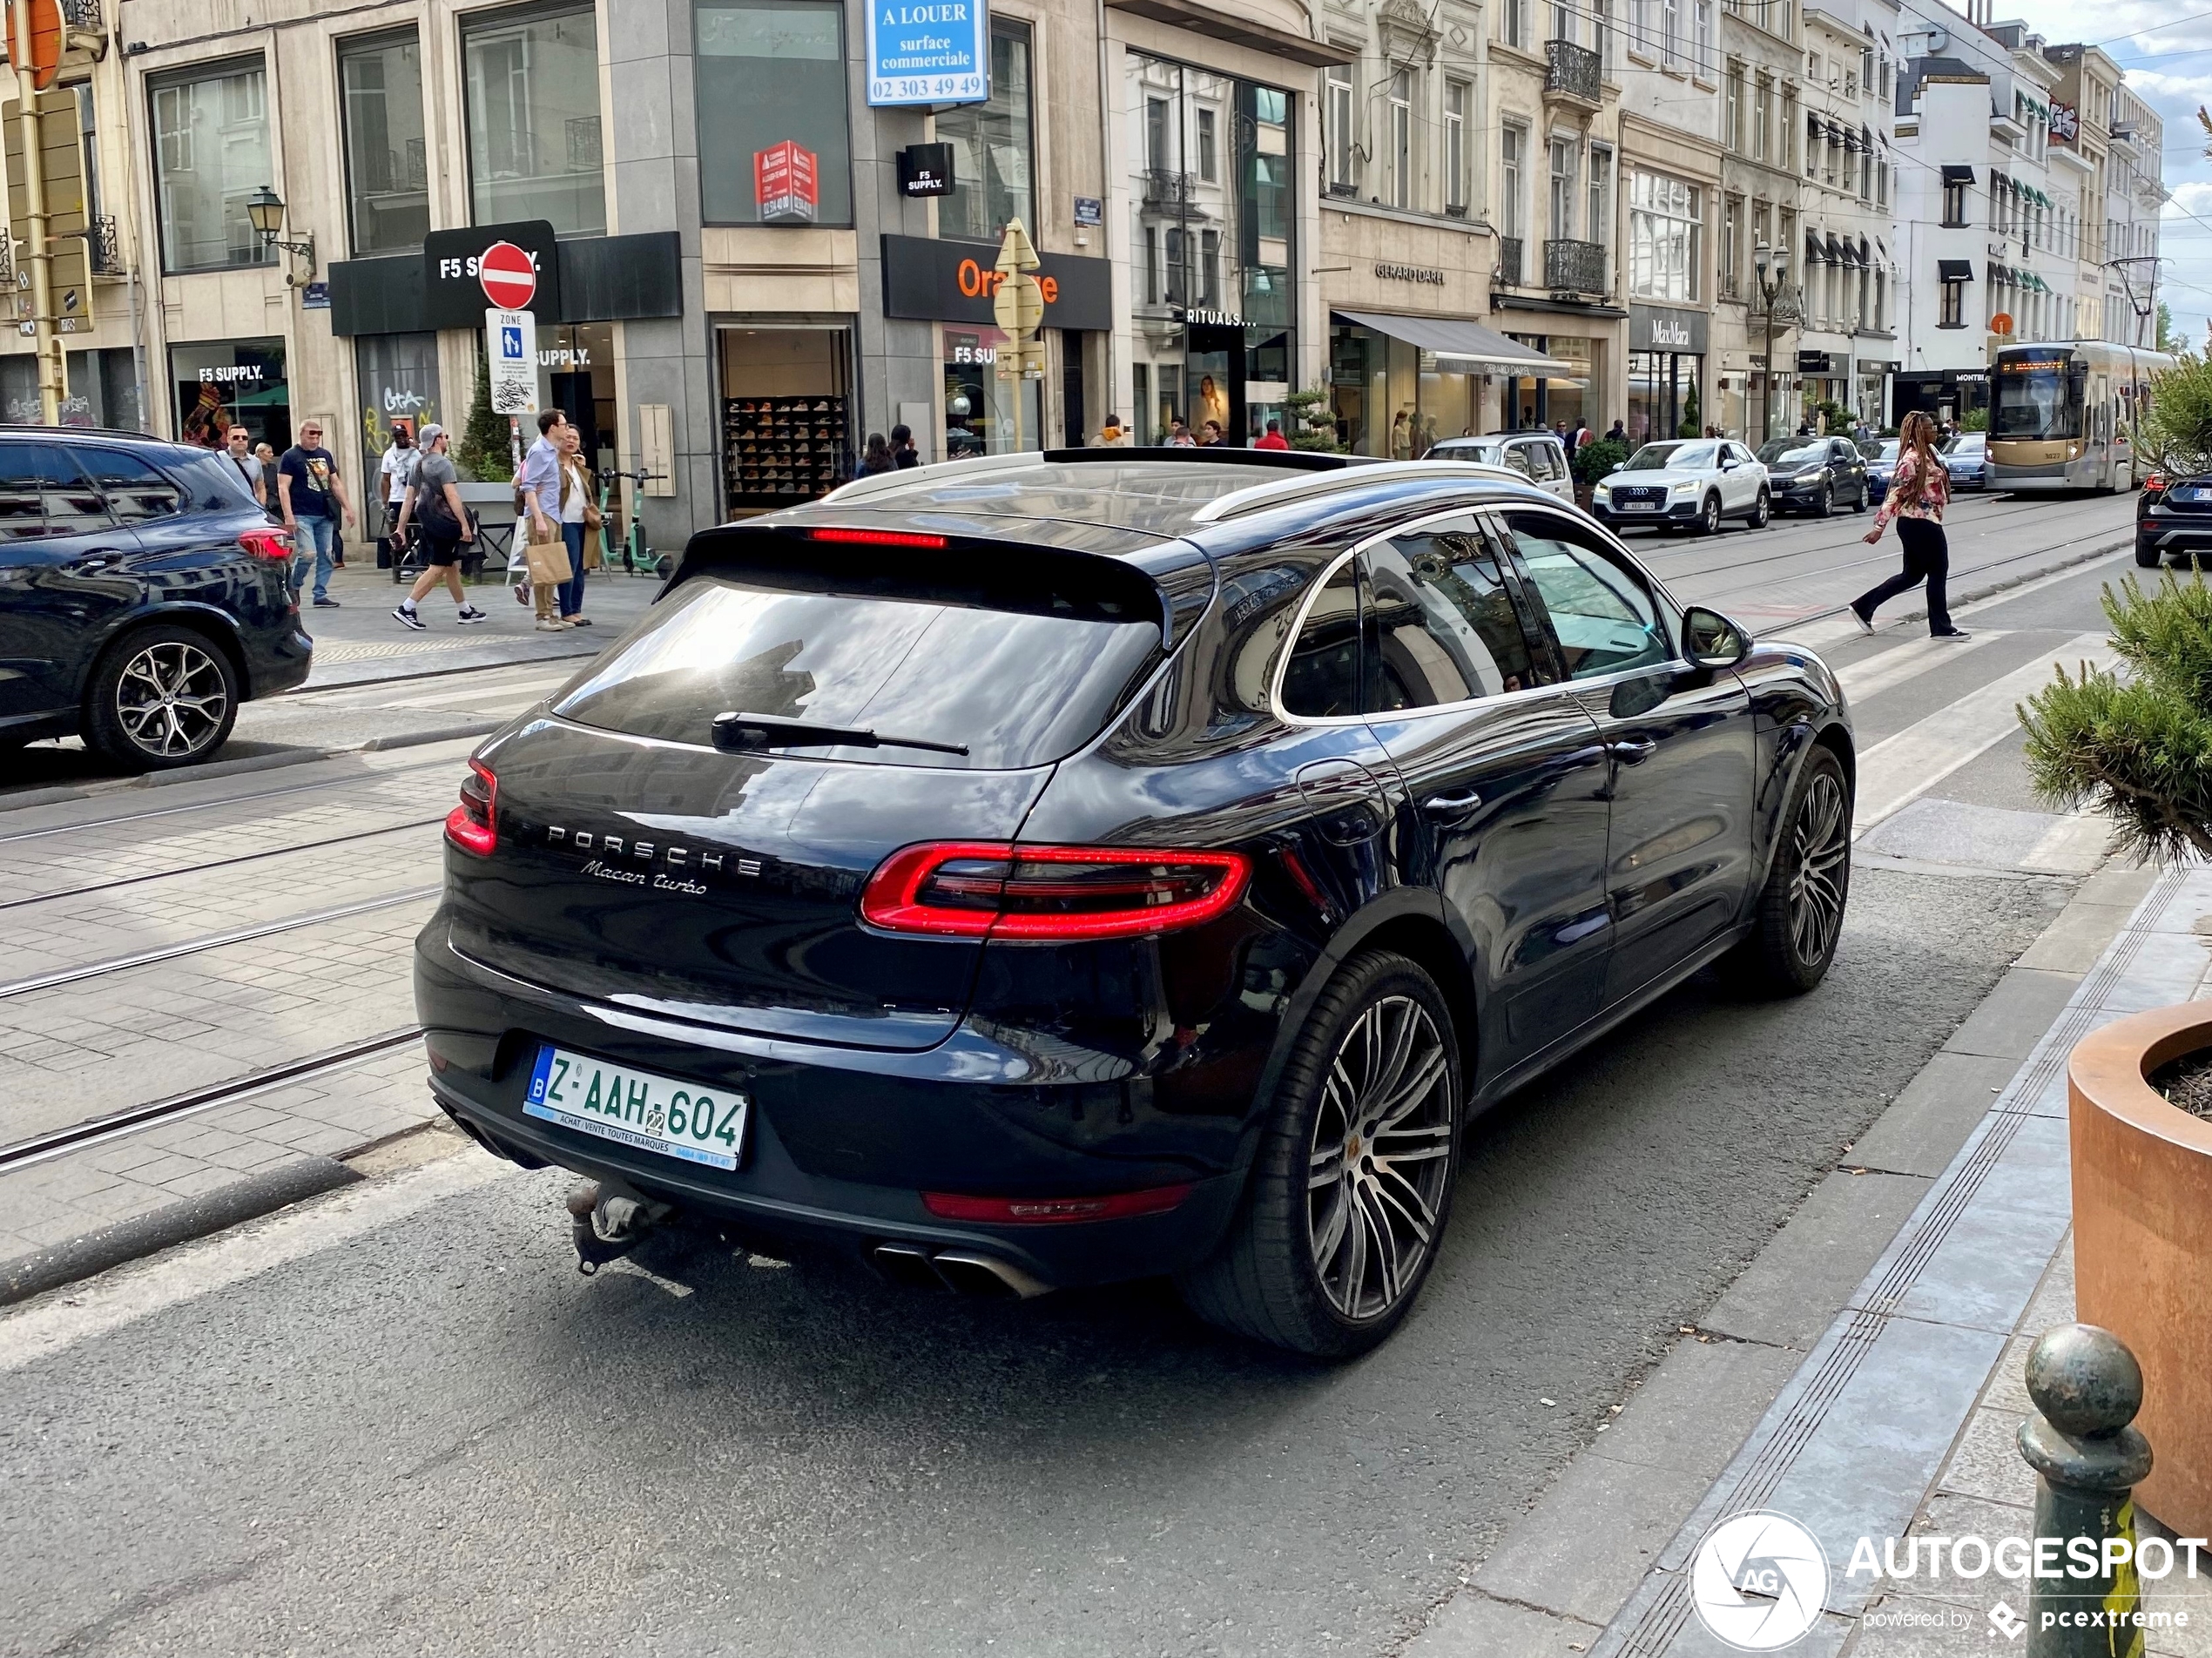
[517,408,570,630]
[277,419,357,608]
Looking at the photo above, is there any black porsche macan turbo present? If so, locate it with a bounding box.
[415,451,1854,1357]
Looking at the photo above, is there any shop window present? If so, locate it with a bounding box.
[338,30,429,254]
[463,4,604,235]
[355,333,442,489]
[718,327,851,510]
[696,1,851,228]
[170,339,289,454]
[149,60,273,275]
[937,23,1034,243]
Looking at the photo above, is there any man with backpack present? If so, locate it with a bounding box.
[389,425,487,630]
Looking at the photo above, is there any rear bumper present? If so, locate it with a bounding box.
[239,621,313,700]
[413,918,1256,1286]
[2138,509,2212,555]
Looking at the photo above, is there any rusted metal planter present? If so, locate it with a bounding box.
[2068,1001,2212,1535]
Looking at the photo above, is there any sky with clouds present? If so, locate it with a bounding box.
[1988,0,2212,347]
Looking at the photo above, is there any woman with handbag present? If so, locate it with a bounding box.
[388,426,487,630]
[1851,410,1970,641]
[556,425,597,627]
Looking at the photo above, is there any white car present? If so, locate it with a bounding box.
[1425,432,1576,501]
[1591,438,1770,534]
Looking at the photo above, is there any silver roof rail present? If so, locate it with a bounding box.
[819,451,1049,503]
[1188,459,1537,524]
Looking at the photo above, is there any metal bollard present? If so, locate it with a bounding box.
[2018,1323,2155,1658]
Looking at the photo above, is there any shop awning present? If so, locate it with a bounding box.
[1805,232,1826,266]
[1332,311,1568,375]
[1826,233,1847,265]
[1941,165,1976,185]
[1939,259,1974,281]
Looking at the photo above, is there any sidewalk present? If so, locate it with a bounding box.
[1410,859,2212,1657]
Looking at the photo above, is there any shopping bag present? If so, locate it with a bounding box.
[524,536,573,586]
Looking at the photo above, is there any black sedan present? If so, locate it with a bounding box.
[1755,436,1870,515]
[415,451,1855,1357]
[0,430,308,769]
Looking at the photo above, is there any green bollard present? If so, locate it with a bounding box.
[2018,1323,2155,1658]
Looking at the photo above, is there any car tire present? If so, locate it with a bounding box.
[1853,481,1869,513]
[1721,745,1851,997]
[1814,479,1834,517]
[2136,540,2163,569]
[1696,493,1722,536]
[1747,488,1770,528]
[1179,949,1461,1358]
[81,624,239,772]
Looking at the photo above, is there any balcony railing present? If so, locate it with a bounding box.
[58,0,98,29]
[1143,168,1196,210]
[1544,37,1602,105]
[1498,236,1524,286]
[1545,237,1606,294]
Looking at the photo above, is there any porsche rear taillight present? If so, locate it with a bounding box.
[444,759,499,857]
[860,842,1250,940]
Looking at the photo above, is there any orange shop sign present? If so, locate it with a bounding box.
[881,233,1113,333]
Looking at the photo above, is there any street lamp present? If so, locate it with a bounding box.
[246,185,317,289]
[1752,241,1791,441]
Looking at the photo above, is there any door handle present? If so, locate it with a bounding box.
[1608,738,1658,765]
[1421,789,1484,816]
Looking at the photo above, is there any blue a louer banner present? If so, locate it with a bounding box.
[866,0,989,106]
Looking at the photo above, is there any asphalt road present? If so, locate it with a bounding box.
[0,520,2145,1658]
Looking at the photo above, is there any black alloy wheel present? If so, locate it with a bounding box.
[1180,950,1460,1358]
[1721,744,1851,996]
[83,625,239,771]
[1697,493,1723,536]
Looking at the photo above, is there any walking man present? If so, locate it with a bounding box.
[276,420,356,610]
[222,425,265,507]
[377,422,415,541]
[518,408,570,631]
[390,425,487,630]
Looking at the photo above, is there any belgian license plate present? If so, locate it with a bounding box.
[523,1044,748,1171]
[1622,499,1658,511]
[2179,485,2202,501]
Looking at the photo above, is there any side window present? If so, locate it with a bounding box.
[0,446,49,540]
[1501,442,1536,478]
[1280,556,1361,718]
[1501,512,1673,679]
[1531,441,1563,482]
[1831,440,1856,463]
[1363,523,1543,712]
[32,447,112,537]
[71,448,184,524]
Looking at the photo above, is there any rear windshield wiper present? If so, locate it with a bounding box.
[711,711,970,758]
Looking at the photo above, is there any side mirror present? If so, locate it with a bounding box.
[1722,457,1739,471]
[1682,605,1748,670]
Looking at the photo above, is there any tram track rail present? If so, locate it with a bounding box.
[0,886,441,1001]
[0,1028,426,1176]
[0,818,448,913]
[0,750,461,845]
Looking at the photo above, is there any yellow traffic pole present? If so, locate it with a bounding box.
[10,0,57,424]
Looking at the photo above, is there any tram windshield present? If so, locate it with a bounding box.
[1992,354,2087,439]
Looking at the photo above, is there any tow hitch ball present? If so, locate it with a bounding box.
[565,1181,668,1275]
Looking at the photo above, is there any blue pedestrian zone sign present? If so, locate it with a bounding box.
[501,326,523,360]
[867,0,989,106]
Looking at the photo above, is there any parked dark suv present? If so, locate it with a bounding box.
[415,451,1855,1356]
[1755,435,1870,516]
[0,430,308,769]
[2136,472,2212,567]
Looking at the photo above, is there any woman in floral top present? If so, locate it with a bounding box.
[1849,410,1968,640]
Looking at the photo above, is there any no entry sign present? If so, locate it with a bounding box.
[477,241,536,309]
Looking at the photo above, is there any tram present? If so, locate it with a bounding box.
[1987,340,2178,492]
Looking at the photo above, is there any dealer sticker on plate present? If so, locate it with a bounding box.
[523,1044,748,1171]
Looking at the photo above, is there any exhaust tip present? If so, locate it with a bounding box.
[868,1243,948,1291]
[933,1250,1053,1300]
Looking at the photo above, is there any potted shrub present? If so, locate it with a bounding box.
[1572,436,1629,511]
[1282,386,1344,454]
[2021,568,2212,1534]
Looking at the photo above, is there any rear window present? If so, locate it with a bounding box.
[555,545,1167,768]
